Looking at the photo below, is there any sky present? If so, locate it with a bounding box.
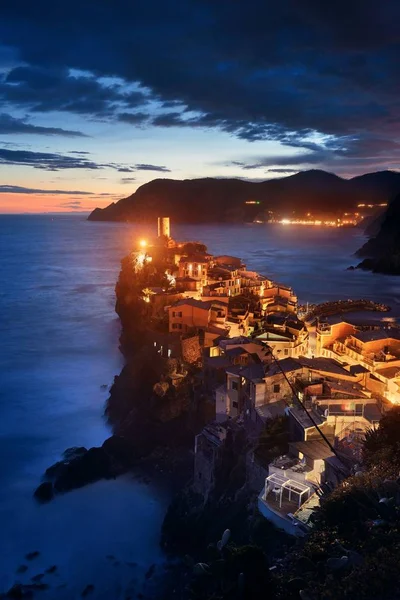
[0,1,399,213]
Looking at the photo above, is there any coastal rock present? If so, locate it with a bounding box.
[53,447,115,493]
[33,482,54,503]
[81,584,94,597]
[25,552,40,561]
[45,447,88,480]
[356,192,400,274]
[6,584,32,599]
[102,435,139,467]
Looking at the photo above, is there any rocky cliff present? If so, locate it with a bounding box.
[88,170,400,223]
[356,192,400,274]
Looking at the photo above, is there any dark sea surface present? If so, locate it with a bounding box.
[0,214,399,598]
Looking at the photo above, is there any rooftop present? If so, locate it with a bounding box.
[256,330,295,342]
[375,366,400,379]
[240,363,266,383]
[289,404,324,429]
[172,298,227,310]
[298,356,353,376]
[265,357,303,376]
[255,400,287,422]
[179,254,210,263]
[290,440,334,461]
[351,329,400,343]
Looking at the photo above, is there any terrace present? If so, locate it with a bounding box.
[258,472,313,536]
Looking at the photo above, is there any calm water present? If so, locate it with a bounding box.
[0,215,399,598]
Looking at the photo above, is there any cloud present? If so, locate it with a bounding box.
[0,113,87,137]
[267,168,300,174]
[134,163,170,172]
[0,66,149,116]
[57,201,83,208]
[0,2,399,173]
[120,177,136,183]
[0,184,94,195]
[0,147,137,172]
[117,112,149,124]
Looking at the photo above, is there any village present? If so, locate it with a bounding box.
[132,217,400,536]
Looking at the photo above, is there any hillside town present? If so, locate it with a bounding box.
[132,217,400,536]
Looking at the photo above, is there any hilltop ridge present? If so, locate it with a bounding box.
[88,169,400,224]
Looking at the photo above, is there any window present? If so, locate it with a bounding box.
[232,381,238,391]
[284,349,289,356]
[172,323,182,330]
[273,384,280,393]
[232,401,238,409]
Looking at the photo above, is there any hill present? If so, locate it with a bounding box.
[356,191,400,274]
[88,169,400,223]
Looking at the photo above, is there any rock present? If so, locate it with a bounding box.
[45,565,57,574]
[102,435,139,468]
[33,481,54,503]
[16,565,28,574]
[45,447,88,480]
[53,447,114,493]
[6,584,32,599]
[145,564,156,579]
[25,551,40,561]
[5,583,48,599]
[81,584,95,597]
[63,446,88,460]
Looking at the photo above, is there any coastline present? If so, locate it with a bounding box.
[26,218,400,599]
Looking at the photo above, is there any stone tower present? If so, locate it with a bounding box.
[157,217,170,238]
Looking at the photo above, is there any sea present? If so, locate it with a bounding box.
[0,214,399,599]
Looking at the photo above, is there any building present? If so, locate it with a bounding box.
[168,298,228,334]
[255,319,309,358]
[157,216,170,238]
[178,254,210,289]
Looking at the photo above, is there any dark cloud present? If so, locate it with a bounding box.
[0,184,94,194]
[0,113,87,137]
[120,177,136,183]
[267,169,300,174]
[57,201,83,208]
[0,148,102,170]
[0,147,135,172]
[0,66,148,116]
[117,112,149,124]
[134,163,170,172]
[0,1,399,172]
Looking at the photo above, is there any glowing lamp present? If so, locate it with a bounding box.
[139,239,147,249]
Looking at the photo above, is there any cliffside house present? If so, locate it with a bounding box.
[255,318,309,358]
[168,298,228,334]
